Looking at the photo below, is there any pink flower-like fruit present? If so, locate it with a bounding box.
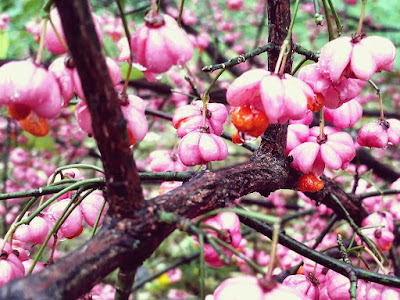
[318,36,396,82]
[0,60,62,120]
[173,101,228,138]
[47,199,83,239]
[324,99,363,129]
[80,190,109,227]
[289,127,356,176]
[133,13,193,74]
[178,131,228,166]
[149,150,188,172]
[227,70,313,124]
[200,212,242,268]
[357,119,400,148]
[299,63,365,109]
[75,94,148,145]
[282,274,320,300]
[48,56,75,106]
[44,8,103,55]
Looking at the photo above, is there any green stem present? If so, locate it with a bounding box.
[0,172,197,202]
[321,0,334,41]
[139,171,195,181]
[157,0,161,12]
[15,178,102,228]
[194,207,279,226]
[313,0,324,25]
[239,214,400,288]
[357,0,367,35]
[287,0,300,41]
[358,189,400,200]
[349,269,358,300]
[199,223,225,236]
[203,69,225,101]
[48,15,70,54]
[330,193,383,263]
[319,107,325,141]
[327,0,343,36]
[266,223,280,279]
[28,189,93,274]
[116,0,134,95]
[49,164,104,184]
[47,179,80,186]
[177,0,185,27]
[212,236,266,275]
[35,17,48,65]
[364,247,387,274]
[90,198,107,238]
[0,181,103,201]
[199,234,205,300]
[202,69,225,126]
[291,57,308,75]
[42,0,53,12]
[337,234,351,264]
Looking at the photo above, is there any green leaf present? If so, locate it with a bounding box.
[121,62,145,80]
[25,133,56,152]
[0,31,9,59]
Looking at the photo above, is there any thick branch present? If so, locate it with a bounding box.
[267,0,292,72]
[0,220,157,299]
[55,0,144,218]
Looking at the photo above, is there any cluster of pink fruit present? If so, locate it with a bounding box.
[226,32,397,178]
[0,168,108,285]
[173,100,228,166]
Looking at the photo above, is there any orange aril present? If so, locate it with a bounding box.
[128,128,136,146]
[297,265,304,275]
[20,112,49,137]
[231,106,269,138]
[307,93,325,112]
[8,104,31,121]
[173,117,189,129]
[298,174,324,193]
[231,130,244,144]
[382,243,392,251]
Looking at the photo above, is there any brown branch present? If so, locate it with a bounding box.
[55,0,144,218]
[267,0,293,73]
[355,148,400,183]
[0,223,138,299]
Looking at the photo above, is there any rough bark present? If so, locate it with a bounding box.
[54,0,144,219]
[267,0,293,72]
